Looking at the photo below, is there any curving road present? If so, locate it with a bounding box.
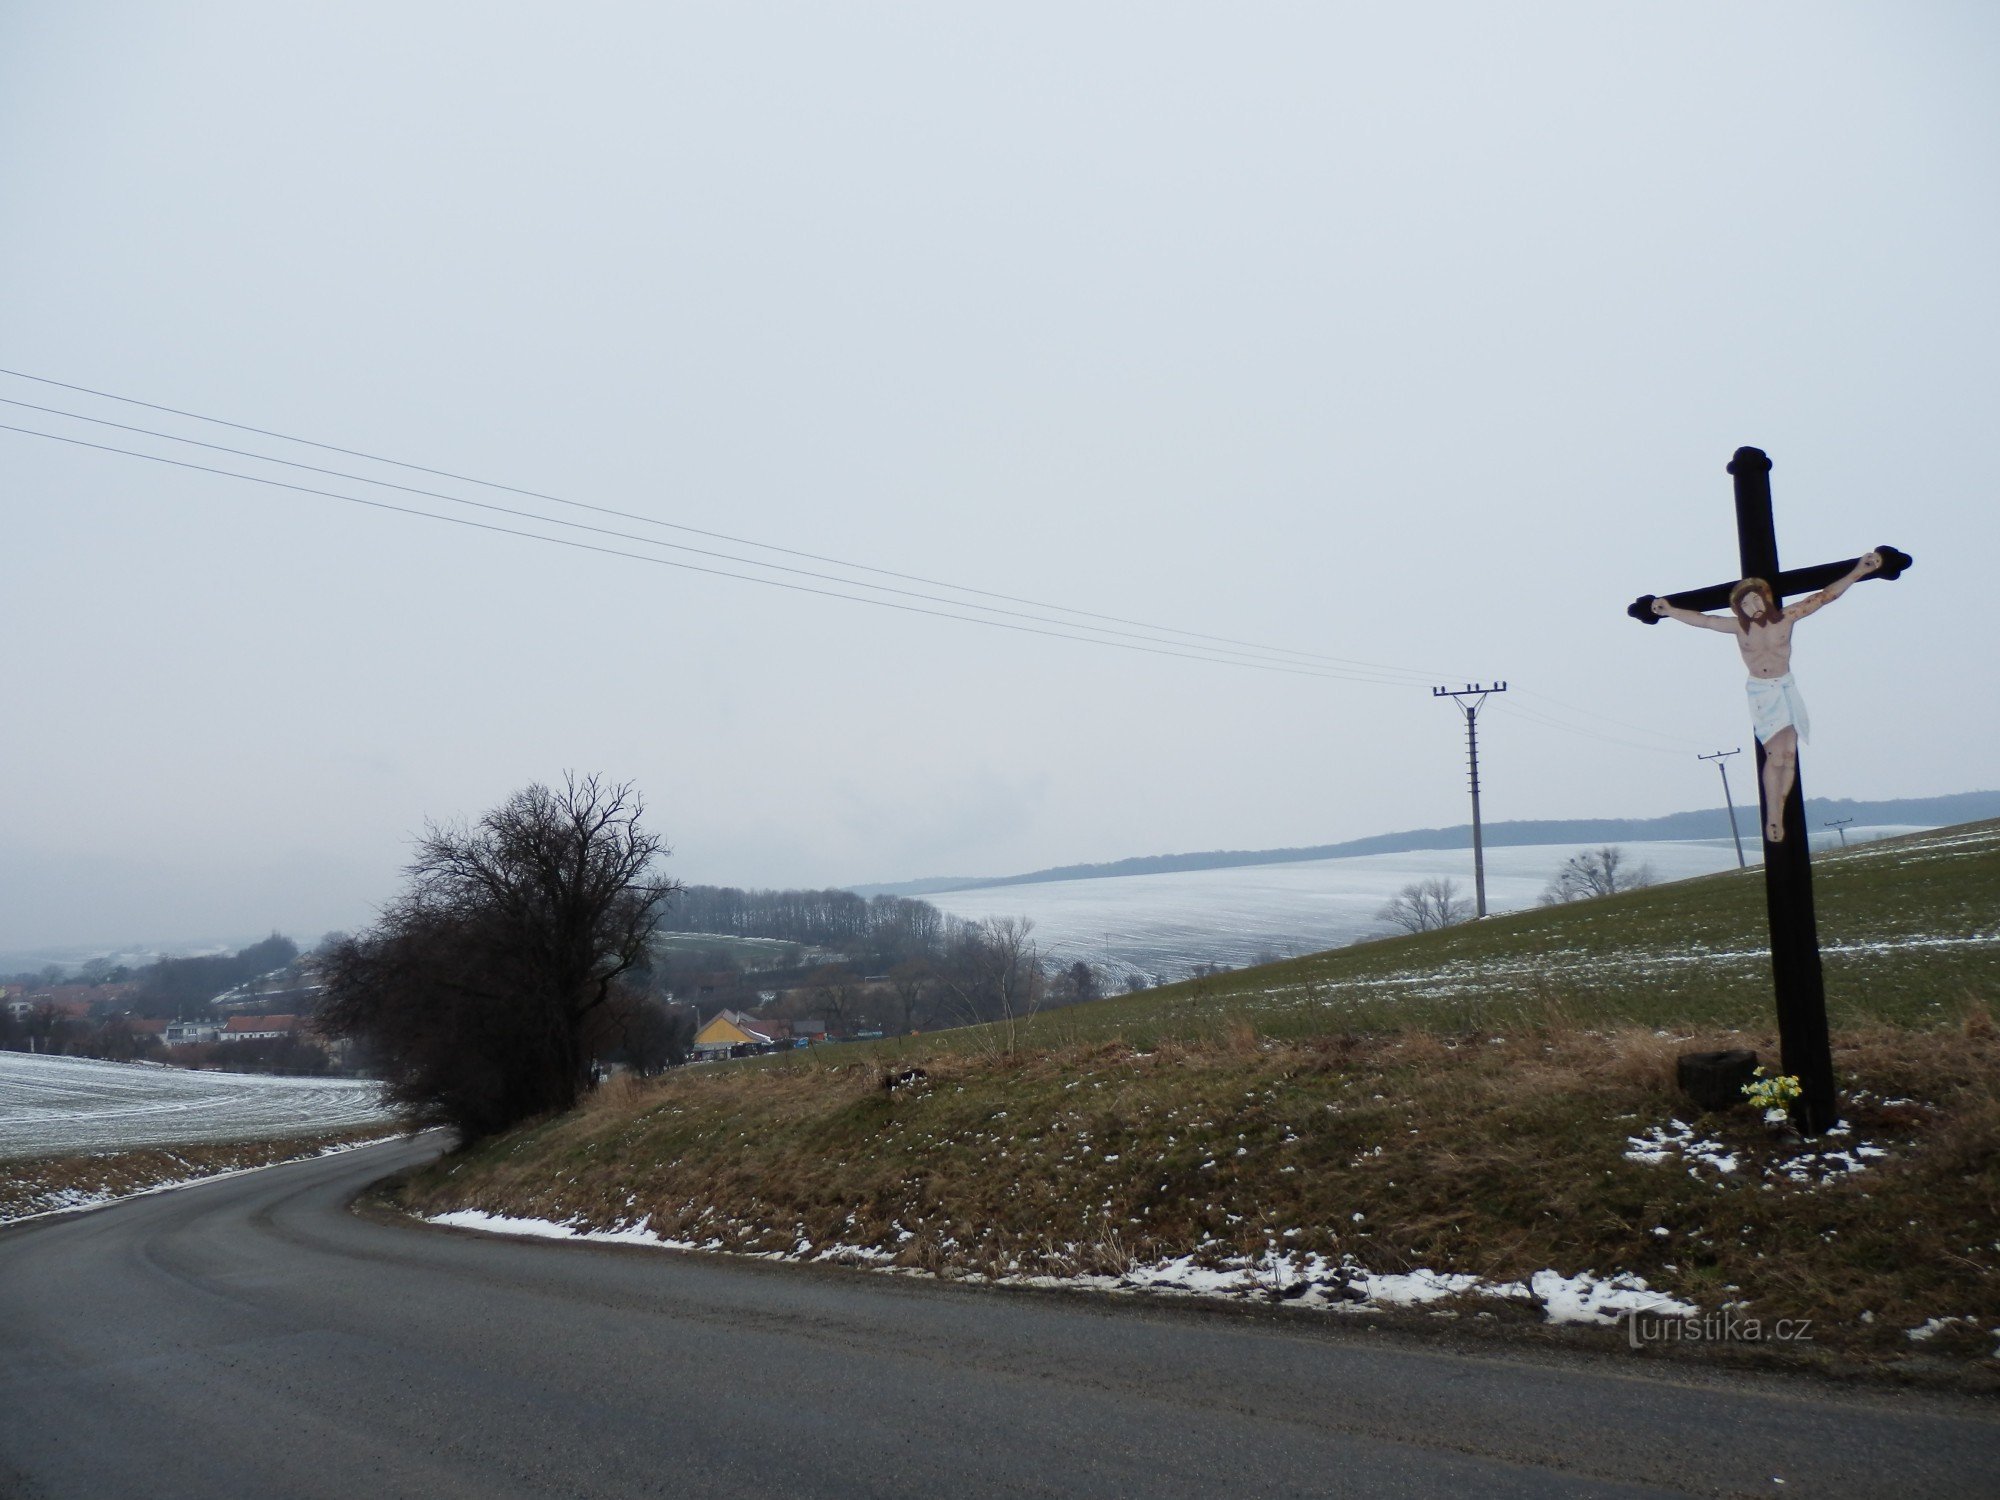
[1,1138,1993,1498]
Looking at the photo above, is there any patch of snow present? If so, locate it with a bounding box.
[1903,1315,1994,1350]
[418,1208,1702,1329]
[1625,1117,1890,1187]
[1624,1120,1736,1174]
[1530,1269,1697,1325]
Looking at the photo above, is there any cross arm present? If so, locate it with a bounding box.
[1627,545,1911,624]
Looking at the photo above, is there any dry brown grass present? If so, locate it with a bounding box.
[400,1019,2000,1377]
[577,1070,654,1119]
[1962,995,1995,1042]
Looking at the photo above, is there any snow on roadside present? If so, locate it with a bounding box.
[1,1135,405,1225]
[422,1207,1696,1326]
[1905,1316,2000,1358]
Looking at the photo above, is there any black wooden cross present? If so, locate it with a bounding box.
[1627,447,1911,1135]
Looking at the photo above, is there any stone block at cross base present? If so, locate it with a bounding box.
[1676,1048,1759,1113]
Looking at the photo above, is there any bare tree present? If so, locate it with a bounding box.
[936,916,1045,1054]
[884,958,939,1034]
[319,774,678,1140]
[608,994,694,1076]
[806,963,863,1037]
[1538,846,1656,906]
[1376,878,1473,934]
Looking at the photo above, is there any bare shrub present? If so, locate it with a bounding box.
[1538,846,1656,905]
[1377,878,1473,934]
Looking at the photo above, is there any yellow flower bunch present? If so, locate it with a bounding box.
[1742,1067,1803,1111]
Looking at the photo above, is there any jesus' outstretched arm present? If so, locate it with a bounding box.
[1782,550,1883,622]
[1649,598,1737,631]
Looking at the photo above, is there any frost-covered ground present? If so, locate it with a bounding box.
[424,1206,1696,1327]
[922,831,1925,976]
[0,1052,395,1159]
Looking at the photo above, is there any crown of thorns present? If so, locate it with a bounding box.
[1729,577,1777,613]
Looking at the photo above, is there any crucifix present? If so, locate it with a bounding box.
[1627,446,1911,1135]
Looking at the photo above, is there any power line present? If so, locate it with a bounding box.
[1485,695,1691,757]
[1513,685,1691,750]
[0,367,1443,683]
[4,369,1740,771]
[2,395,1428,681]
[0,420,1435,685]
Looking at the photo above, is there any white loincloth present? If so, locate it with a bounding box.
[1745,674,1810,745]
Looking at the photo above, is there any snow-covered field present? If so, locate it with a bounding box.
[922,830,1925,977]
[0,1052,395,1159]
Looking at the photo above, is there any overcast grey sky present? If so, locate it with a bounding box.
[3,3,1995,952]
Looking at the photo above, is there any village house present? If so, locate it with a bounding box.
[690,1010,828,1059]
[690,1009,779,1058]
[219,1014,305,1043]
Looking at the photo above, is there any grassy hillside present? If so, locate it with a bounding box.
[399,822,2000,1380]
[1004,819,1999,1046]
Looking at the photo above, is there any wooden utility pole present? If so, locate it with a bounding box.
[1432,683,1506,918]
[1699,748,1748,869]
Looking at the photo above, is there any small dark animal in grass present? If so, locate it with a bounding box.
[883,1067,930,1093]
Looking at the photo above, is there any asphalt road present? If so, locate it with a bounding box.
[2,1139,1993,1499]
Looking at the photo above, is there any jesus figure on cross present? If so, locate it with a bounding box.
[1650,550,1883,842]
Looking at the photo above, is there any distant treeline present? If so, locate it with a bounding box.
[131,933,301,1015]
[858,790,2000,897]
[5,933,302,1018]
[669,886,953,968]
[659,888,1104,1036]
[3,931,337,1072]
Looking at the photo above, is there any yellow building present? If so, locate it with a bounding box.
[691,1009,777,1058]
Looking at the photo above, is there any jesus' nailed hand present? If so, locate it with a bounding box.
[1650,551,1883,843]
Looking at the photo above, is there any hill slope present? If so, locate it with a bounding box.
[400,821,2000,1380]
